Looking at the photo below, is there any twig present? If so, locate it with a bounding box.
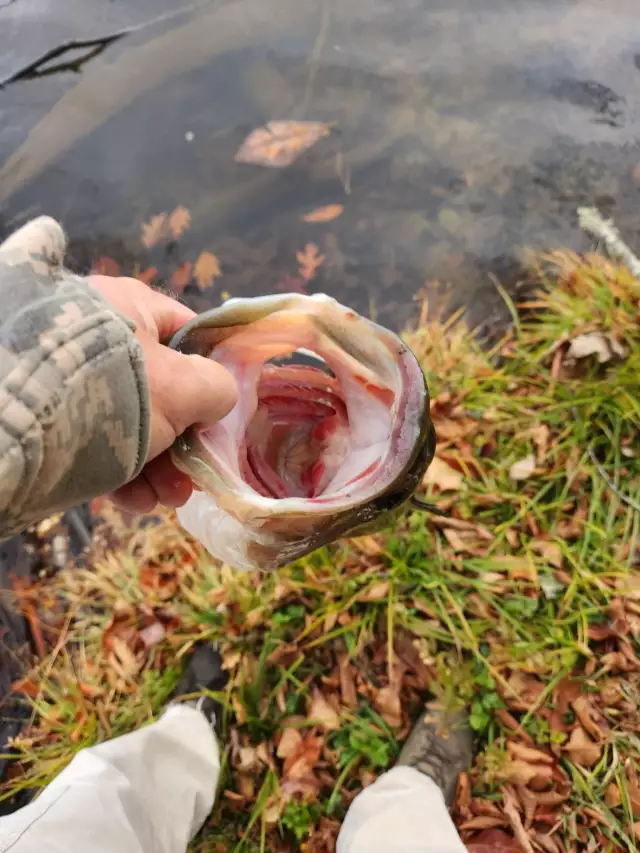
[0,2,208,88]
[577,206,640,279]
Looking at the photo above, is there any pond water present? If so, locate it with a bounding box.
[1,0,639,331]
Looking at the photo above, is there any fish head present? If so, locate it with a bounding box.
[168,293,435,570]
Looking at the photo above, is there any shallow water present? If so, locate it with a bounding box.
[1,0,639,330]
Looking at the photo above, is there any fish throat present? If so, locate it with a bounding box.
[241,355,352,499]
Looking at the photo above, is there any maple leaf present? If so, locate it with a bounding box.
[168,205,192,240]
[169,262,193,295]
[297,243,325,281]
[302,204,344,223]
[194,250,222,290]
[141,213,168,248]
[234,120,331,168]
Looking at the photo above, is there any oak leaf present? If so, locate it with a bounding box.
[234,120,331,168]
[141,213,168,248]
[194,250,222,290]
[169,205,192,240]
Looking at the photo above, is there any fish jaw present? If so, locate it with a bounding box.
[169,293,434,571]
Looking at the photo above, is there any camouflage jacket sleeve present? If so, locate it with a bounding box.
[0,216,150,539]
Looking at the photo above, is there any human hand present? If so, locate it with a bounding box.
[89,275,237,514]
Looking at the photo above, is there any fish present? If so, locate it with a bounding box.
[167,293,436,571]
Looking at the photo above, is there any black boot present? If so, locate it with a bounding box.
[396,702,473,807]
[168,643,228,733]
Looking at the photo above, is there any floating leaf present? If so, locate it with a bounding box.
[302,204,344,223]
[509,455,536,482]
[169,205,192,240]
[169,262,193,295]
[194,250,222,290]
[234,120,331,168]
[141,213,168,248]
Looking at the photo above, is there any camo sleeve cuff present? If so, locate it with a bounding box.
[0,216,150,538]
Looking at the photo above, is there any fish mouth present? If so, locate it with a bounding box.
[170,293,431,520]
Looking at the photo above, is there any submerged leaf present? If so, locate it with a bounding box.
[194,250,222,290]
[169,205,192,240]
[302,204,344,223]
[91,256,120,277]
[234,120,331,168]
[141,213,168,248]
[297,243,325,281]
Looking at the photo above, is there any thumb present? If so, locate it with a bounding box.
[147,342,238,454]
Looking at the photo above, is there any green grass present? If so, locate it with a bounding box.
[4,249,640,852]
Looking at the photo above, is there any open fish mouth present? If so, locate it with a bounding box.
[167,293,436,571]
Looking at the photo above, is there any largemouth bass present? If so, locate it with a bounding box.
[168,293,436,571]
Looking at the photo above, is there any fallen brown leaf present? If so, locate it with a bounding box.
[423,456,463,491]
[283,732,324,780]
[141,213,168,248]
[507,741,554,765]
[194,250,222,290]
[467,828,524,853]
[277,727,303,759]
[562,726,601,768]
[571,695,605,742]
[359,581,390,602]
[460,816,509,831]
[509,455,536,482]
[169,205,191,240]
[530,539,563,569]
[565,332,624,364]
[308,688,340,731]
[234,120,331,168]
[302,204,344,223]
[374,684,402,728]
[338,654,358,709]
